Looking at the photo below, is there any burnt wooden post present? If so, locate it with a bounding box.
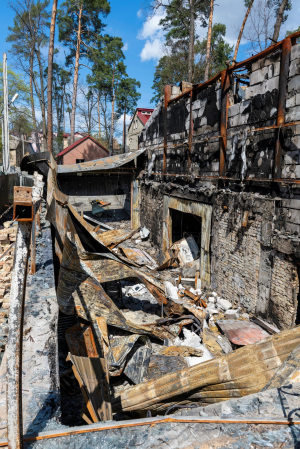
[274,37,292,179]
[220,70,230,177]
[7,187,33,449]
[163,85,172,174]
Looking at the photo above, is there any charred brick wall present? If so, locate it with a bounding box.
[138,42,300,329]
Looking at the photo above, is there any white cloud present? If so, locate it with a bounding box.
[123,42,129,51]
[140,38,165,62]
[138,9,166,62]
[137,12,165,40]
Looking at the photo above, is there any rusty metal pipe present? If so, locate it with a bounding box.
[7,222,31,449]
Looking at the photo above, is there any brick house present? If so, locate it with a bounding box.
[56,135,109,165]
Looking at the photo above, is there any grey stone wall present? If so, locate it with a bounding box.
[138,44,300,328]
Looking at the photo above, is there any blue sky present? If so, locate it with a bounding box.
[0,0,299,125]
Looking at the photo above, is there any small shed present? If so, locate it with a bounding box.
[56,135,109,165]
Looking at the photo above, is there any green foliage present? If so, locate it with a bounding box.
[89,35,126,97]
[115,77,141,116]
[151,24,233,104]
[57,0,111,66]
[7,0,50,57]
[197,23,233,77]
[286,26,300,43]
[159,0,210,44]
[0,64,30,106]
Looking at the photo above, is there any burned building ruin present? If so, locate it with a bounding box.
[2,32,300,448]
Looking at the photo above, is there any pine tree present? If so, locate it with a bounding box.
[57,0,110,144]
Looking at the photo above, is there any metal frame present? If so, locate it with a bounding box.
[162,33,300,182]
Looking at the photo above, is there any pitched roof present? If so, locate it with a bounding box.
[56,135,109,158]
[137,108,154,125]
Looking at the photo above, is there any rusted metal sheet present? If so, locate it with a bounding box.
[145,355,188,382]
[121,247,157,267]
[7,222,31,449]
[66,323,99,358]
[109,335,151,384]
[112,325,300,413]
[217,320,269,346]
[163,85,172,174]
[13,186,34,223]
[57,148,146,174]
[274,37,292,179]
[68,353,112,422]
[124,337,152,384]
[168,29,300,105]
[156,248,179,270]
[98,229,134,247]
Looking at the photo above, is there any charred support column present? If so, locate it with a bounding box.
[274,37,292,179]
[220,70,230,177]
[163,85,172,174]
[188,90,194,173]
[7,187,33,449]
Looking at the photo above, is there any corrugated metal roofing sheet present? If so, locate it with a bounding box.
[57,148,146,174]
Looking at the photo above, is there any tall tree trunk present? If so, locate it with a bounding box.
[109,63,116,155]
[47,0,58,154]
[233,0,254,64]
[29,51,39,152]
[35,47,47,150]
[97,93,101,142]
[123,99,126,154]
[188,0,195,83]
[70,4,83,144]
[204,0,214,81]
[272,0,289,43]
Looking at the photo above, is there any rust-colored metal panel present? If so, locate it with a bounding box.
[121,247,156,267]
[217,320,269,346]
[66,323,99,358]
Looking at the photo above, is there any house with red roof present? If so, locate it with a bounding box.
[56,135,109,165]
[127,108,153,152]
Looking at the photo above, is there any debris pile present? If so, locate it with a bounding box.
[50,184,288,424]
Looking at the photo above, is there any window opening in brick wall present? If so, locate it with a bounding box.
[170,209,202,248]
[76,159,85,163]
[295,265,300,326]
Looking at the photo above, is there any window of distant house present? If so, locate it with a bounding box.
[76,159,85,163]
